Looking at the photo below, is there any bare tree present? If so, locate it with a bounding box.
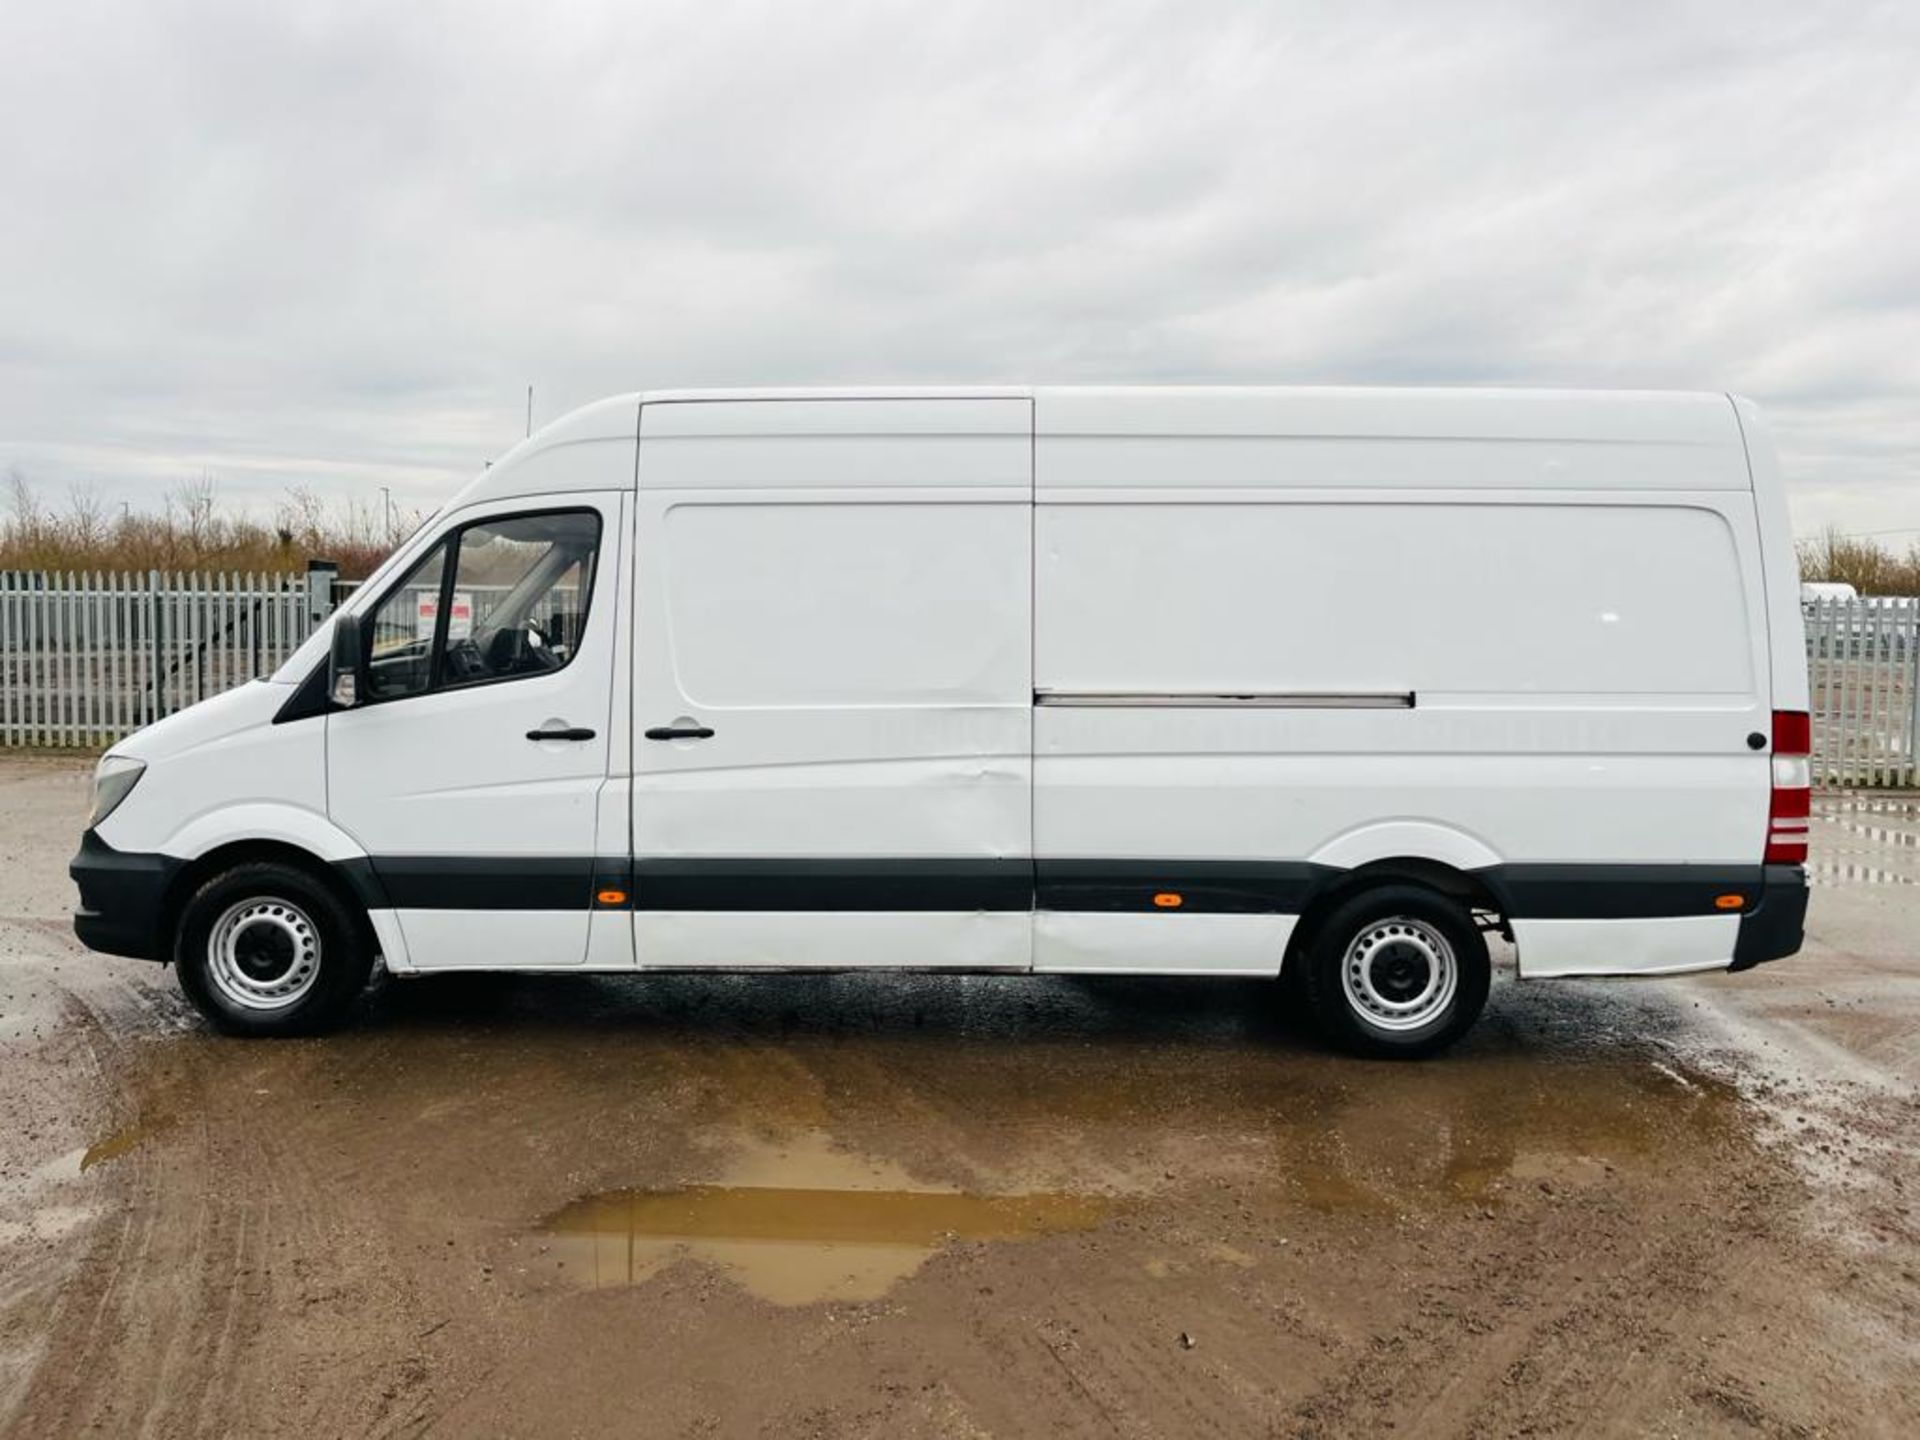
[65,481,110,553]
[169,474,219,554]
[1797,525,1920,595]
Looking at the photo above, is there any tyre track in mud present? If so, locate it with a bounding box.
[4,937,239,1437]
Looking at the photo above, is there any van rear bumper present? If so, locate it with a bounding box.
[1729,864,1808,971]
[70,830,180,963]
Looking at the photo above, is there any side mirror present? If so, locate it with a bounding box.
[327,613,368,708]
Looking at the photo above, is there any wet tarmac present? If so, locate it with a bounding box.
[0,761,1916,1437]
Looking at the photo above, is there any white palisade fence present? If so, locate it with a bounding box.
[3,573,1919,787]
[0,570,324,747]
[1803,596,1920,788]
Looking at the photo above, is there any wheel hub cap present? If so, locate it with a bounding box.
[207,898,321,1011]
[1341,917,1459,1032]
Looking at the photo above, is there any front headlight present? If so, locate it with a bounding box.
[89,755,146,828]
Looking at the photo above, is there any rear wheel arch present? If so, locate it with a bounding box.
[1285,857,1504,977]
[1286,872,1495,1058]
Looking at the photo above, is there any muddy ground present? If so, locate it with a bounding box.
[1,754,1915,1438]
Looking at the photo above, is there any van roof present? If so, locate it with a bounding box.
[644,384,1740,435]
[457,386,1749,508]
[533,385,1744,436]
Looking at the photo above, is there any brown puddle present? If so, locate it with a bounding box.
[79,1116,172,1172]
[539,1131,1108,1304]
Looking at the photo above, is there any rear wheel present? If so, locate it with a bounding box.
[1296,884,1490,1058]
[174,861,373,1036]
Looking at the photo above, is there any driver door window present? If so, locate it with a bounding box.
[364,541,449,703]
[361,509,602,702]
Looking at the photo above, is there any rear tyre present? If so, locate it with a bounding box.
[1297,884,1490,1058]
[174,861,374,1036]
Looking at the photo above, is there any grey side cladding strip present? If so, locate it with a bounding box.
[353,855,595,911]
[1037,859,1334,914]
[335,855,1781,922]
[632,858,1031,912]
[1480,864,1766,919]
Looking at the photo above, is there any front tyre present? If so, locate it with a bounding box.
[174,861,374,1036]
[1298,884,1490,1058]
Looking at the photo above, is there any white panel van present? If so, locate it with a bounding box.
[70,388,1811,1056]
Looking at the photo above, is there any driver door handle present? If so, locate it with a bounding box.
[526,725,596,742]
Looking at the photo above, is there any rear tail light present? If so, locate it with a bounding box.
[1766,709,1810,864]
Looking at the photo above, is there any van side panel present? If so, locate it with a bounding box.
[1037,499,1757,696]
[1033,397,1771,980]
[630,397,1035,970]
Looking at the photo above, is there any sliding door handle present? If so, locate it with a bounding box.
[526,725,597,742]
[644,725,715,741]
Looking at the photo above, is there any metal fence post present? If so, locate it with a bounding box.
[1909,602,1920,787]
[250,572,264,676]
[147,570,164,724]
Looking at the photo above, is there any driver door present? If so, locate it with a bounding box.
[327,494,622,970]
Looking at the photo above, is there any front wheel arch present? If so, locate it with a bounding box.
[162,840,377,968]
[172,856,377,1035]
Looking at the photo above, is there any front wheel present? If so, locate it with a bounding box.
[174,861,374,1036]
[1296,884,1490,1058]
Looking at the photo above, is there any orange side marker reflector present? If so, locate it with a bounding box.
[1153,892,1184,909]
[597,889,629,906]
[1714,894,1744,911]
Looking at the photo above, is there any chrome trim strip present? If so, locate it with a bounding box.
[1034,691,1416,709]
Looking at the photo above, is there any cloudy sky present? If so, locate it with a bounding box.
[1,0,1915,538]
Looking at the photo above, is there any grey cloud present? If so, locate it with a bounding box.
[1,0,1915,536]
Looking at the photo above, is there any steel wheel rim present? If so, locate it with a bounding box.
[206,897,321,1011]
[1340,917,1457,1032]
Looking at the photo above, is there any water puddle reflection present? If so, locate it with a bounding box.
[1816,796,1920,820]
[540,1132,1109,1304]
[1808,861,1920,887]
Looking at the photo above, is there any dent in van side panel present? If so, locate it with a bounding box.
[1512,915,1738,978]
[637,749,1031,859]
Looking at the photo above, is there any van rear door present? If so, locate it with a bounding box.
[629,397,1034,968]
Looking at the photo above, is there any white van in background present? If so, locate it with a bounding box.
[1800,581,1859,604]
[71,387,1811,1057]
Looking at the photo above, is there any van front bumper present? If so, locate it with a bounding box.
[70,830,180,962]
[1729,864,1808,971]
